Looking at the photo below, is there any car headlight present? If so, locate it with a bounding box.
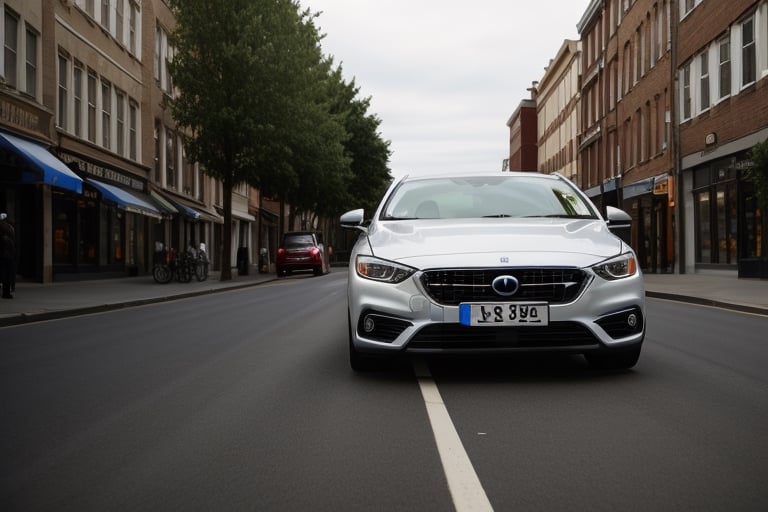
[356,255,416,284]
[592,252,638,280]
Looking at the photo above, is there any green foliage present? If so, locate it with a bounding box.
[166,0,392,277]
[748,139,768,214]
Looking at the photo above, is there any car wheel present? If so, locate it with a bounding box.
[313,265,322,276]
[585,344,642,370]
[276,267,285,278]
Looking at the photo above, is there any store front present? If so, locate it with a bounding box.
[689,150,763,275]
[55,153,164,279]
[622,173,675,274]
[0,130,84,282]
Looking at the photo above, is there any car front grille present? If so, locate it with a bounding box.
[406,322,600,351]
[420,268,589,306]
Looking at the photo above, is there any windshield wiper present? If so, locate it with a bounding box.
[482,214,513,218]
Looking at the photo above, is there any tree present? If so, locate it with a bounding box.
[327,67,393,215]
[168,0,325,280]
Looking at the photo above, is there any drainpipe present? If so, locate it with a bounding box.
[670,0,685,274]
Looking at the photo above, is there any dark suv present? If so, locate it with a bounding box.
[276,231,330,277]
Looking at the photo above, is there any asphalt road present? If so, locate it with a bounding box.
[2,272,767,511]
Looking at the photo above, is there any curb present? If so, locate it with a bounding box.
[0,278,277,328]
[646,291,768,317]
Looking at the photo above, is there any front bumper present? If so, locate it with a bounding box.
[348,268,645,355]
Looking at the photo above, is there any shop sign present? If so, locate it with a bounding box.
[59,153,145,191]
[0,96,50,138]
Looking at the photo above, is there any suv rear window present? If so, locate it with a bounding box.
[283,234,315,248]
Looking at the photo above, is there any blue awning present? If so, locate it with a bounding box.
[87,178,162,219]
[0,131,83,193]
[160,193,201,220]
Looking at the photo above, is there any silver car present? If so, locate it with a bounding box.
[341,172,645,371]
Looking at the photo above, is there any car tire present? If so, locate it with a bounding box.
[276,267,286,278]
[585,344,642,370]
[313,265,322,276]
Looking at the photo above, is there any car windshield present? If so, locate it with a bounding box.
[380,175,598,220]
[283,234,315,248]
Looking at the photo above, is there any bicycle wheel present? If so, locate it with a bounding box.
[153,264,172,284]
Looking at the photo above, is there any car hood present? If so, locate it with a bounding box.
[366,218,625,269]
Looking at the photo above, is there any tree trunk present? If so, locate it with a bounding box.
[220,179,233,281]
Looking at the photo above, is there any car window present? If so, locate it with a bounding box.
[380,175,598,220]
[283,234,315,248]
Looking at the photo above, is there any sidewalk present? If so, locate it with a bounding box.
[0,268,277,327]
[0,268,766,327]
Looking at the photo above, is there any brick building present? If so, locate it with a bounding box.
[617,0,675,273]
[677,0,768,276]
[506,94,538,172]
[577,0,620,215]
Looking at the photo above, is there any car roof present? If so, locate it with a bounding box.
[397,171,563,182]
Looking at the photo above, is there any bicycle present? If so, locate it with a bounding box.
[152,248,174,284]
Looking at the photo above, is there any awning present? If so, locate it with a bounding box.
[165,196,201,220]
[0,131,83,193]
[87,178,162,219]
[150,190,179,216]
[160,192,223,223]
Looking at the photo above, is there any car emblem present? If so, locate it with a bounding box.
[491,275,519,297]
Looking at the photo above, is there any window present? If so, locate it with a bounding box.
[129,2,137,54]
[115,0,124,43]
[682,62,691,120]
[116,91,125,156]
[101,80,111,149]
[24,28,37,97]
[87,71,97,143]
[101,0,110,29]
[86,0,95,17]
[154,120,161,181]
[57,55,68,129]
[742,17,756,86]
[719,37,731,99]
[635,29,641,83]
[4,10,18,88]
[74,64,83,137]
[166,128,176,189]
[129,100,137,161]
[699,51,710,111]
[154,23,161,81]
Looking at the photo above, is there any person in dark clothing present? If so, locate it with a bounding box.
[0,213,16,299]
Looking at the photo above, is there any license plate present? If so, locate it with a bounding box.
[459,302,549,326]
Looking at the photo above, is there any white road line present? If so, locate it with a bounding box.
[412,359,494,512]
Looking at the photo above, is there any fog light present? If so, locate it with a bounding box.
[627,313,638,328]
[363,315,375,333]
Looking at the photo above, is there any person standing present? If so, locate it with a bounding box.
[0,212,16,299]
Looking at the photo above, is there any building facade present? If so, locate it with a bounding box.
[506,94,538,172]
[0,0,267,283]
[577,0,622,216]
[536,40,581,184]
[677,0,768,276]
[617,0,676,273]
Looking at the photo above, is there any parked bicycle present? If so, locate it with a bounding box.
[152,243,208,284]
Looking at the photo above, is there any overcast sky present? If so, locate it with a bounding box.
[301,0,591,178]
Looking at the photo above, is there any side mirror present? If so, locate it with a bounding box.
[605,206,632,245]
[340,209,366,232]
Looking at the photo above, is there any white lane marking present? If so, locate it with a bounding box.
[412,359,494,512]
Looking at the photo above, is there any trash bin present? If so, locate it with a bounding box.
[237,246,249,275]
